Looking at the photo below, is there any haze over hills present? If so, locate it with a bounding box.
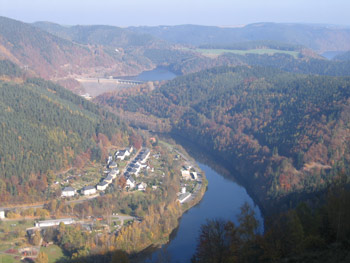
[128,23,350,53]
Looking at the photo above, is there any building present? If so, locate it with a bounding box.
[103,174,114,184]
[0,210,5,219]
[137,182,147,191]
[126,177,136,189]
[139,149,150,164]
[126,146,133,154]
[97,181,109,191]
[109,169,119,179]
[108,161,118,169]
[35,218,75,228]
[116,150,127,160]
[61,186,76,197]
[82,186,96,196]
[191,172,198,180]
[178,192,191,204]
[181,169,191,180]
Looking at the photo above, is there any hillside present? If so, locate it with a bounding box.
[96,66,350,212]
[0,60,129,204]
[169,51,350,76]
[32,21,168,49]
[0,16,155,79]
[334,50,350,61]
[129,23,350,53]
[32,21,200,74]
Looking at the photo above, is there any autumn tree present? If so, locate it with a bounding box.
[36,252,48,263]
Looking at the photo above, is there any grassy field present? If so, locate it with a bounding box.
[196,48,300,58]
[0,254,17,263]
[40,245,65,263]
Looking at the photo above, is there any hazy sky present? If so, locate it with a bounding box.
[0,0,349,27]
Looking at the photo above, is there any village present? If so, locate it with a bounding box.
[0,141,204,262]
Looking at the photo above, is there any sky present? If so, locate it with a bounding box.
[0,0,349,27]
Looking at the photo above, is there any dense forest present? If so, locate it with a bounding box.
[96,66,350,212]
[191,182,350,263]
[0,60,129,204]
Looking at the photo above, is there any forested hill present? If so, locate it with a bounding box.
[0,60,129,204]
[129,23,350,53]
[96,66,350,212]
[0,16,159,79]
[334,50,350,61]
[32,21,168,49]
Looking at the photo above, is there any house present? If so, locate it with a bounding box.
[61,186,76,197]
[126,146,133,154]
[109,169,119,179]
[97,181,109,191]
[178,192,191,204]
[103,174,114,184]
[82,186,96,196]
[181,169,191,180]
[0,210,5,219]
[116,150,127,160]
[108,161,118,169]
[35,218,75,228]
[137,182,147,191]
[130,168,139,176]
[139,149,150,164]
[191,172,198,180]
[126,177,136,189]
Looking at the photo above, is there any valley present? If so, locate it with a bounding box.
[0,13,350,263]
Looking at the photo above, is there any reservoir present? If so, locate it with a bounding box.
[145,160,263,263]
[118,67,177,82]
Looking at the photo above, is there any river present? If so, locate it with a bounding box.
[124,69,263,262]
[118,67,178,82]
[142,160,263,263]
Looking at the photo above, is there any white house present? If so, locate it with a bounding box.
[61,186,76,197]
[116,150,127,160]
[0,210,5,219]
[139,149,150,164]
[108,161,118,169]
[178,192,191,204]
[191,172,198,180]
[97,181,109,191]
[35,218,75,228]
[126,177,136,189]
[181,169,191,180]
[103,174,114,184]
[137,182,147,191]
[82,186,96,196]
[109,169,119,179]
[126,146,133,154]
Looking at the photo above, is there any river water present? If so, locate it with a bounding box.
[118,67,178,82]
[144,161,263,263]
[127,69,263,262]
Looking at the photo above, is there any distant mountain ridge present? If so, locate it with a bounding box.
[0,16,163,79]
[32,21,169,49]
[128,23,350,53]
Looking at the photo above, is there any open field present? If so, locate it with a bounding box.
[40,245,65,263]
[195,48,300,58]
[0,254,16,263]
